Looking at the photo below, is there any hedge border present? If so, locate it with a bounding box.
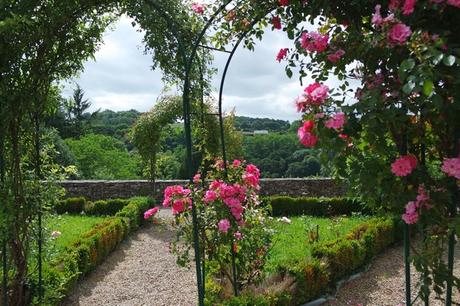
[36,196,154,305]
[265,196,371,217]
[211,217,398,306]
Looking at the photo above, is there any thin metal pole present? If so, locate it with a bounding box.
[34,113,43,302]
[1,125,7,305]
[404,223,411,306]
[446,134,459,306]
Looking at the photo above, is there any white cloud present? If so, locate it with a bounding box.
[63,15,358,122]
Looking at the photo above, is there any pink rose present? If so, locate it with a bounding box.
[172,199,186,215]
[144,207,159,220]
[388,23,412,45]
[234,231,243,240]
[204,190,218,203]
[447,0,460,7]
[389,0,404,10]
[271,16,282,29]
[276,48,289,62]
[233,159,241,167]
[441,157,460,179]
[301,32,329,53]
[391,155,418,176]
[298,125,318,148]
[303,83,329,105]
[327,49,345,63]
[191,3,205,14]
[372,5,383,25]
[218,219,231,233]
[403,0,416,15]
[243,172,259,188]
[324,112,346,130]
[402,201,419,224]
[193,173,201,184]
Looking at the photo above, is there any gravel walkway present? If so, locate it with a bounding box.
[63,209,197,306]
[325,242,460,306]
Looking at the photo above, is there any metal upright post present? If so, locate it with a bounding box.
[34,113,43,302]
[1,129,7,306]
[404,223,411,305]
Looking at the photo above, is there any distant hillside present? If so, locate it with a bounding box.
[234,116,290,133]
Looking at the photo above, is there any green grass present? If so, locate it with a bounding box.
[265,215,369,272]
[45,214,107,252]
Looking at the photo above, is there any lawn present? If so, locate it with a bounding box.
[265,215,370,272]
[45,214,107,252]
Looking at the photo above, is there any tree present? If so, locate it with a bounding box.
[68,84,92,138]
[65,134,141,180]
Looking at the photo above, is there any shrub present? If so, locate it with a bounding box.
[84,199,129,216]
[267,196,369,217]
[54,197,86,214]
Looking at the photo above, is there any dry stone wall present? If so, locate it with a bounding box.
[59,178,345,201]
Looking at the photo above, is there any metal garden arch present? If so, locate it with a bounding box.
[2,1,457,306]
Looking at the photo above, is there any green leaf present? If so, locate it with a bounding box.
[400,59,415,71]
[432,53,444,65]
[443,55,456,67]
[422,80,434,96]
[286,67,293,78]
[403,81,415,94]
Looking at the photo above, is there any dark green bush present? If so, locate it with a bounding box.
[84,199,129,216]
[54,197,86,214]
[266,196,370,217]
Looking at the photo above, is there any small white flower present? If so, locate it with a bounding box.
[50,231,61,238]
[279,217,292,224]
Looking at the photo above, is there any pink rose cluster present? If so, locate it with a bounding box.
[391,154,418,176]
[162,185,192,215]
[301,31,330,53]
[298,120,318,148]
[372,4,412,46]
[191,3,205,14]
[144,207,159,220]
[441,157,460,179]
[402,185,431,224]
[296,83,329,111]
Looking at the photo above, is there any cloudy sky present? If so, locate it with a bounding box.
[62,15,339,122]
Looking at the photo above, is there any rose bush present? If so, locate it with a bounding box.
[154,159,272,294]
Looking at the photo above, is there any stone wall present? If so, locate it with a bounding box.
[59,178,344,201]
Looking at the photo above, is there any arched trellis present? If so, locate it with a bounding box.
[2,1,457,306]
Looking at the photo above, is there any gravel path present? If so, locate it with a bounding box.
[325,242,460,306]
[63,209,197,306]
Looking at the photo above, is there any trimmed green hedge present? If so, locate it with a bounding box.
[38,197,154,305]
[84,199,130,216]
[266,196,370,217]
[55,197,137,216]
[54,197,86,214]
[213,217,397,306]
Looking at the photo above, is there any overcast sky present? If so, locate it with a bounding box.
[62,15,342,122]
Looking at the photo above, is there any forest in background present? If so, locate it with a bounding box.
[44,86,326,180]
